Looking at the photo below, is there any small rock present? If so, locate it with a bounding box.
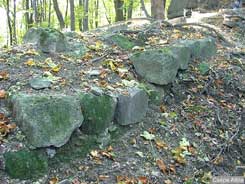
[58,179,71,184]
[29,77,52,90]
[115,87,148,125]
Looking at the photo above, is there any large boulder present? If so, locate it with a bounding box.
[79,93,117,135]
[4,150,48,179]
[178,37,216,59]
[23,28,67,53]
[169,44,191,70]
[167,0,198,19]
[103,34,135,50]
[115,88,148,125]
[131,48,179,85]
[12,93,84,148]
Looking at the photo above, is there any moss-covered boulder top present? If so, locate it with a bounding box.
[23,27,68,53]
[12,93,84,148]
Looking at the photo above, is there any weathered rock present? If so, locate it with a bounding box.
[131,49,179,85]
[79,93,117,134]
[198,37,217,58]
[12,93,84,148]
[178,37,216,59]
[115,88,148,125]
[167,0,198,19]
[178,39,201,59]
[24,28,67,53]
[169,45,191,70]
[104,34,135,50]
[29,77,52,90]
[4,150,48,179]
[145,83,165,106]
[23,28,44,44]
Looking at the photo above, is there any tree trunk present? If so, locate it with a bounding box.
[151,0,165,19]
[70,0,75,30]
[79,0,83,31]
[94,0,99,28]
[127,0,133,19]
[6,0,13,45]
[83,0,89,31]
[48,0,52,27]
[140,0,150,18]
[114,0,124,22]
[53,0,65,29]
[102,0,111,24]
[65,0,69,28]
[13,0,17,44]
[33,0,38,24]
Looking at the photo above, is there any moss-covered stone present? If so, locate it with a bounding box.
[79,93,116,135]
[12,93,84,148]
[110,34,135,50]
[23,27,67,53]
[51,133,98,163]
[4,150,48,179]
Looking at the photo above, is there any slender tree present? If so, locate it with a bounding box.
[70,0,75,30]
[83,0,89,31]
[52,0,65,29]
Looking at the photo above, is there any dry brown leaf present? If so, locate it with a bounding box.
[155,139,168,150]
[156,159,167,174]
[0,71,9,80]
[98,175,109,181]
[49,177,58,184]
[138,176,148,184]
[0,90,6,99]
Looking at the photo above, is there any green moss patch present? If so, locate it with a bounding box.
[110,34,135,50]
[4,150,48,180]
[79,93,116,135]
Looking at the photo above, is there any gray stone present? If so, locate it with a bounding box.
[115,88,148,125]
[178,39,201,59]
[198,37,217,58]
[12,93,84,148]
[167,0,198,19]
[58,179,71,184]
[29,77,52,90]
[79,93,117,134]
[24,28,67,53]
[169,44,191,70]
[178,38,216,59]
[237,74,245,92]
[131,49,179,85]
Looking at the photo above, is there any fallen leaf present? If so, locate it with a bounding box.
[24,58,36,66]
[138,176,148,184]
[49,177,58,184]
[99,175,109,181]
[155,139,168,150]
[156,159,167,174]
[140,131,155,141]
[0,71,9,80]
[164,179,172,184]
[0,90,6,99]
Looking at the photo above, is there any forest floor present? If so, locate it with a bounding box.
[0,9,244,184]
